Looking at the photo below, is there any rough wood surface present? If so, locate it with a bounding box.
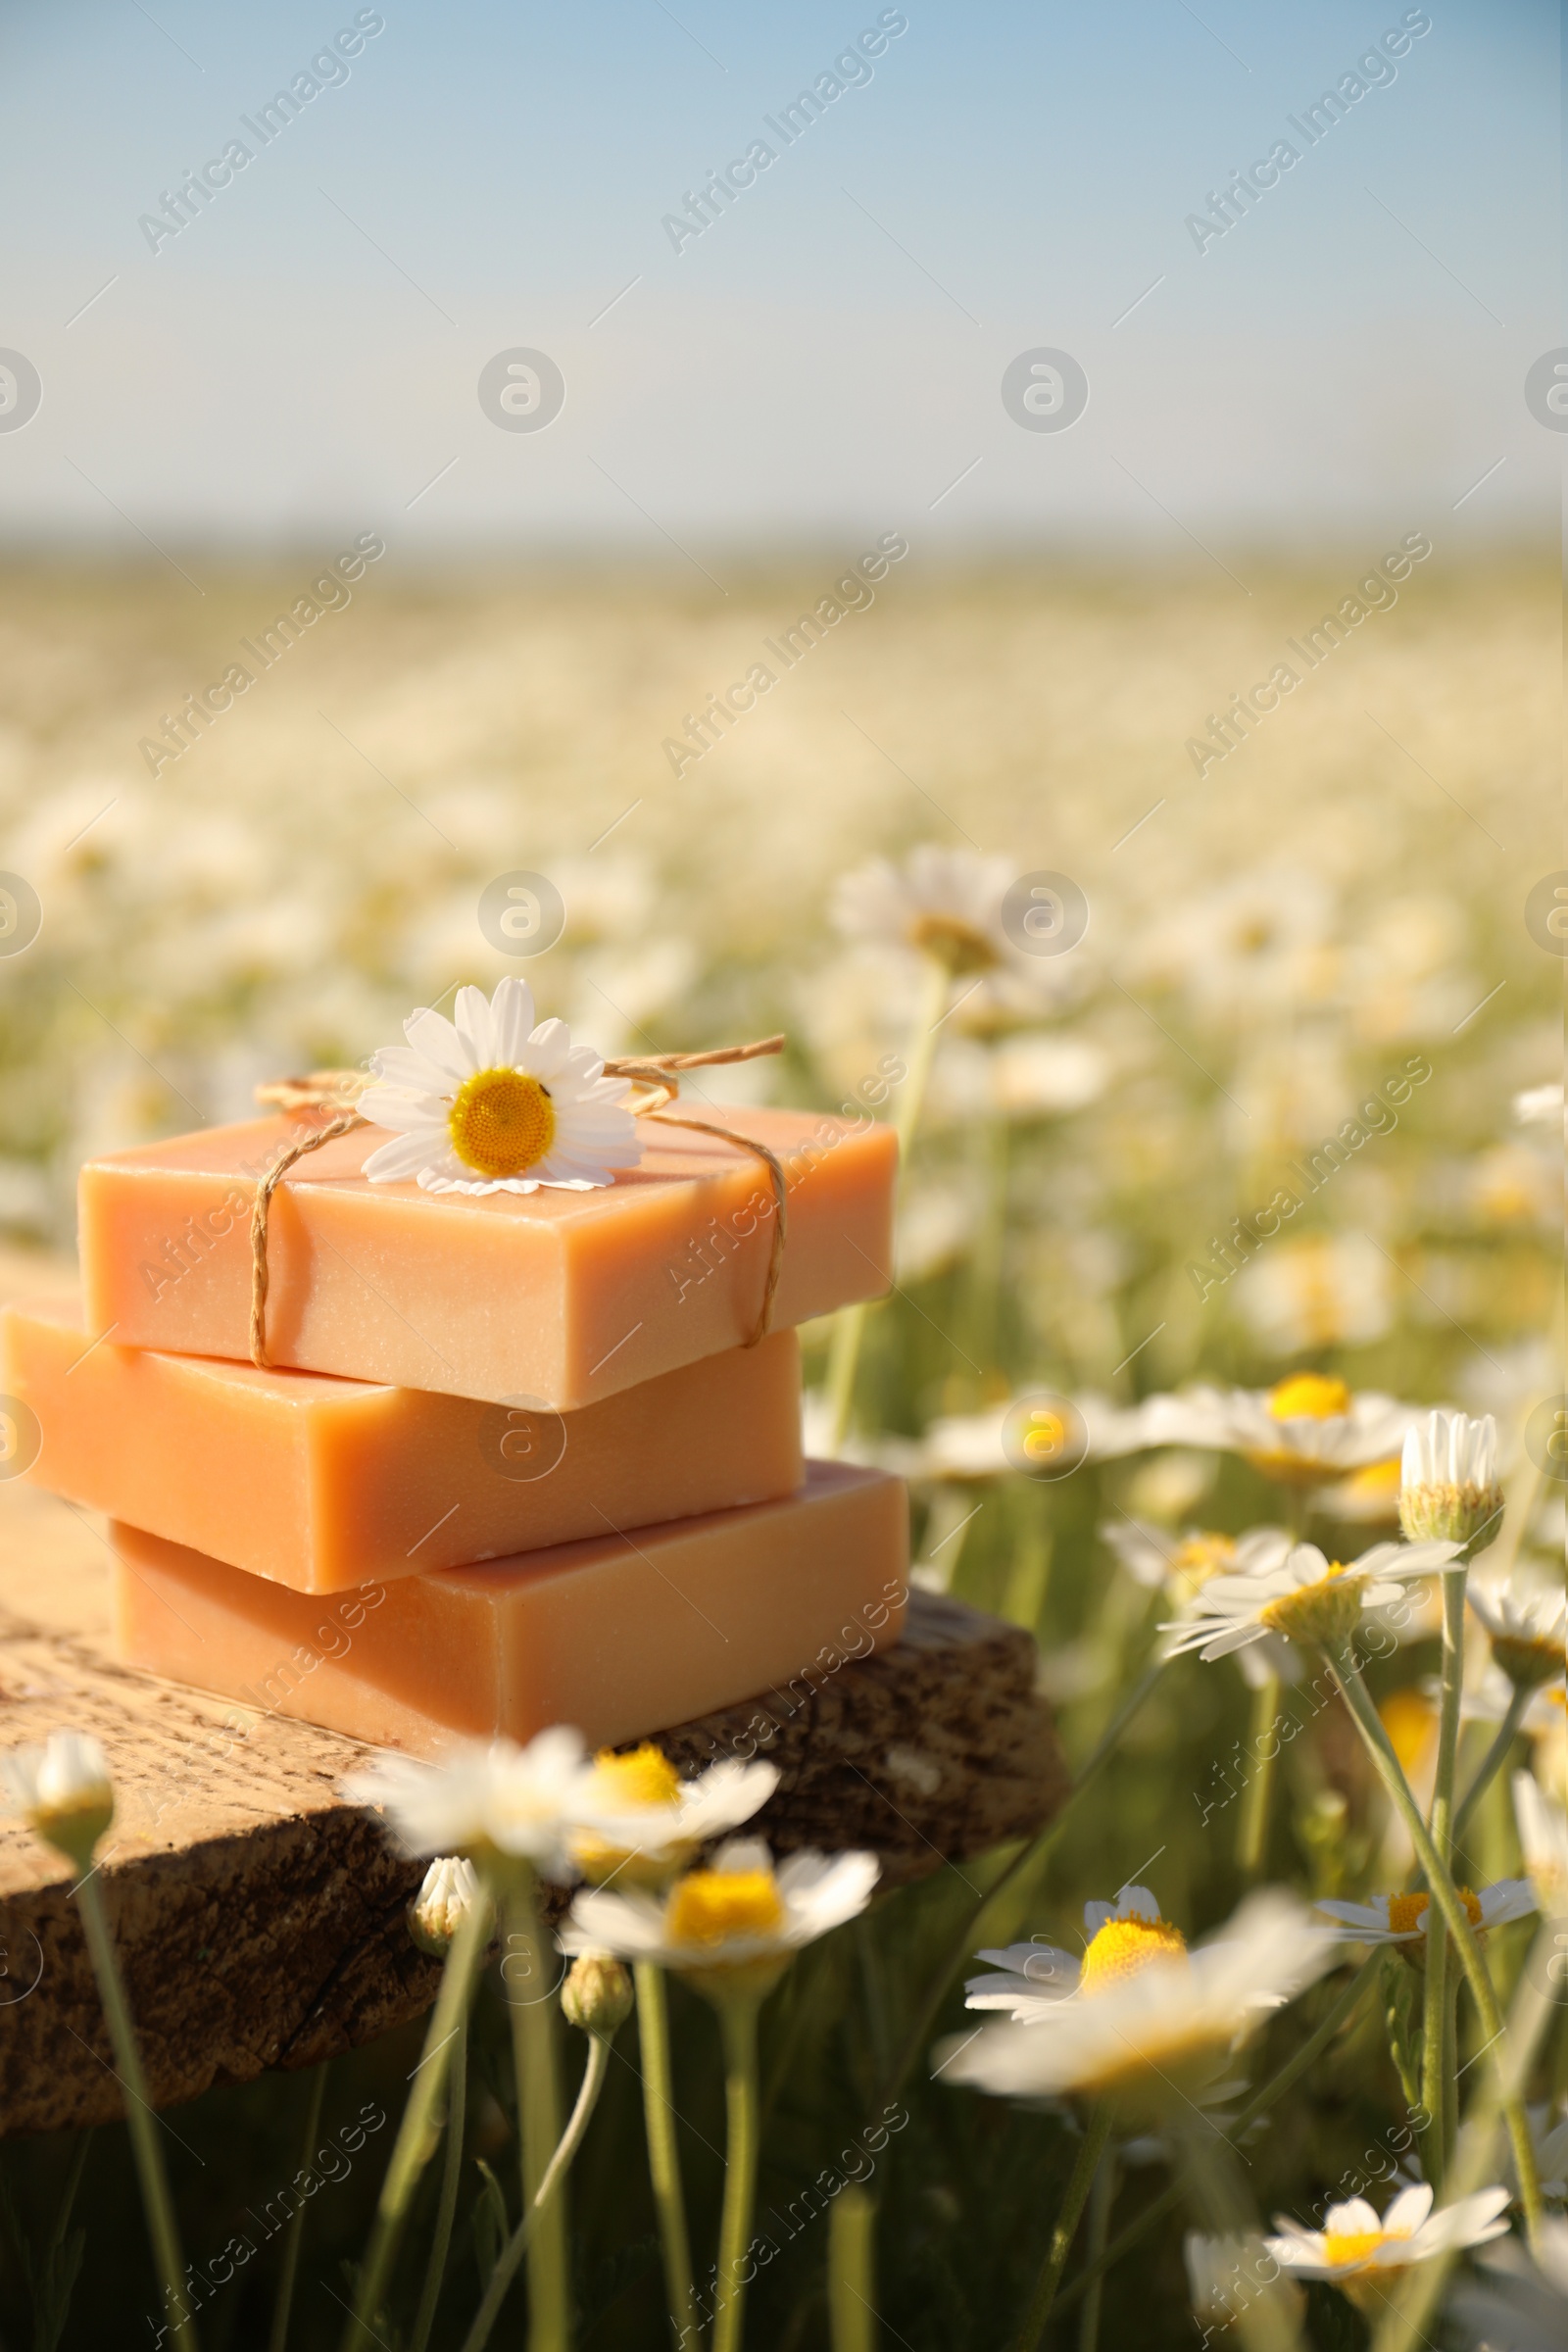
[0,1254,1070,2137]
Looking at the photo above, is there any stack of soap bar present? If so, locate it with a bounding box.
[12,1102,909,1755]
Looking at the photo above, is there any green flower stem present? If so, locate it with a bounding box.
[1326,1642,1544,2243]
[827,2184,877,2352]
[825,953,950,1451]
[459,2034,612,2352]
[634,1961,699,2351]
[1074,2139,1116,2352]
[340,1892,490,2352]
[1421,1564,1468,2187]
[506,1880,570,2352]
[269,2060,329,2352]
[1453,1685,1532,1838]
[711,1993,763,2352]
[1372,1923,1558,2352]
[1053,1952,1381,2318]
[1011,2106,1112,2352]
[73,1868,196,2347]
[1236,1671,1281,1881]
[408,2013,466,2352]
[872,1652,1166,2122]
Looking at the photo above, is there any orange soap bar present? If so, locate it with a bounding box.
[80,1108,896,1408]
[2,1298,804,1595]
[111,1462,909,1756]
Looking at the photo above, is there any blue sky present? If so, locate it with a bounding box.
[0,0,1556,556]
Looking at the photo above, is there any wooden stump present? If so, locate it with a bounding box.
[0,1258,1070,2136]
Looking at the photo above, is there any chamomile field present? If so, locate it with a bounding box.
[0,553,1562,2351]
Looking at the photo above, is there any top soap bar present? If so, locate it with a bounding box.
[80,1107,896,1408]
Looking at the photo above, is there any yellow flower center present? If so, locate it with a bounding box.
[591,1743,682,1807]
[1168,1533,1237,1598]
[1268,1372,1349,1421]
[1259,1566,1363,1647]
[1321,2229,1401,2269]
[907,911,999,976]
[447,1067,555,1179]
[1078,1912,1188,1993]
[1386,1887,1483,1936]
[665,1867,786,1948]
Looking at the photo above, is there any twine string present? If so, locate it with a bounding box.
[247,1036,787,1369]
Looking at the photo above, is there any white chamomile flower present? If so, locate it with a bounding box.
[1469,1580,1567,1692]
[1514,1772,1568,1913]
[1102,1522,1290,1600]
[833,845,1017,978]
[1400,1408,1503,1548]
[1267,2182,1510,2313]
[408,1855,490,1954]
[569,1745,779,1886]
[1104,1523,1299,1688]
[1162,1538,1460,1664]
[358,976,639,1196]
[1449,2218,1568,2349]
[1315,1879,1536,1963]
[1,1729,116,1865]
[1140,1373,1417,1485]
[341,1726,666,1883]
[940,1890,1335,2118]
[564,1836,878,2000]
[965,1885,1188,2020]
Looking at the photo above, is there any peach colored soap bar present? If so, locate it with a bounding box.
[3,1298,804,1595]
[80,1108,895,1408]
[112,1462,908,1756]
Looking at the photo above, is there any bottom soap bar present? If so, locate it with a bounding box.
[111,1462,909,1756]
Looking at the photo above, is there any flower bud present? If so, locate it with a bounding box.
[560,1949,633,2037]
[1398,1410,1503,1552]
[1,1731,115,1868]
[408,1854,487,1955]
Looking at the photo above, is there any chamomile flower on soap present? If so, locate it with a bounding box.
[1449,2219,1568,2350]
[1314,1879,1536,1964]
[940,1890,1333,2117]
[1267,2182,1510,2313]
[570,1746,779,1886]
[358,976,638,1197]
[1161,1538,1460,1663]
[342,1727,663,1883]
[564,1836,878,1999]
[1140,1374,1417,1484]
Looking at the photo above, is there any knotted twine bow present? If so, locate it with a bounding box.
[248,1034,789,1369]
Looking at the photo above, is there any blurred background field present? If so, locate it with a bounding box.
[0,550,1560,2347]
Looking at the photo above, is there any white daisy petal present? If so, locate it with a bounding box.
[490,974,536,1066]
